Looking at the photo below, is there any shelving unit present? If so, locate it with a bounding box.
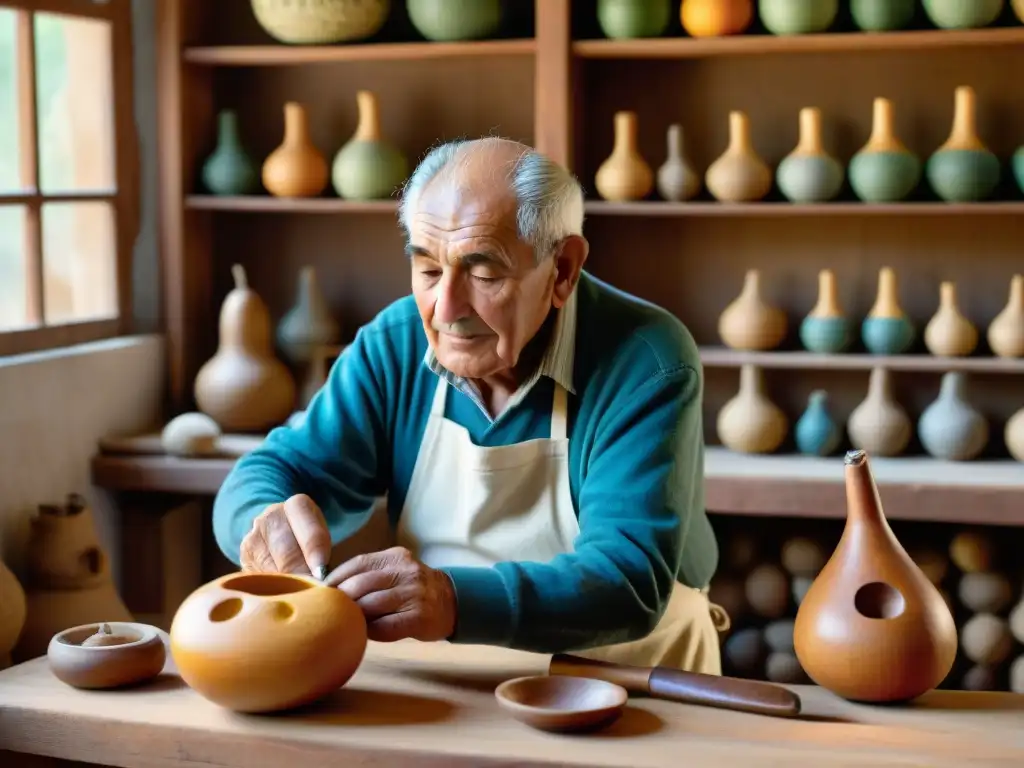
[152,0,1024,526]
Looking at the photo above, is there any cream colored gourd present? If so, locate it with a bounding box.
[0,559,26,669]
[1006,407,1024,463]
[987,275,1024,358]
[717,364,787,454]
[194,265,297,432]
[924,281,978,357]
[706,111,772,203]
[718,269,787,350]
[847,367,912,457]
[595,111,653,202]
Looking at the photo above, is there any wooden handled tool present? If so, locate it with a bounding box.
[549,653,801,718]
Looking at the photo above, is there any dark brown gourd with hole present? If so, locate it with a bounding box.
[793,450,957,703]
[194,265,296,432]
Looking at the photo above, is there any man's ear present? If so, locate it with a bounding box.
[551,235,589,308]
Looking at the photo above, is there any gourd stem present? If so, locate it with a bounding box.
[1008,275,1024,309]
[728,111,751,153]
[796,107,824,155]
[354,90,381,142]
[231,264,248,290]
[613,111,638,153]
[666,124,683,158]
[939,281,957,309]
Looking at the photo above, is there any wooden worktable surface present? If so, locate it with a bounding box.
[1,640,1022,768]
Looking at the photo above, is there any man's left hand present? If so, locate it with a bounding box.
[325,546,457,642]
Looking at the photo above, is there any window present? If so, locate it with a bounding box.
[0,0,136,357]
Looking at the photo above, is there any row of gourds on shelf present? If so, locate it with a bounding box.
[597,87,1024,204]
[718,363,1024,462]
[250,0,506,45]
[601,0,1024,39]
[200,91,408,200]
[721,268,1024,358]
[713,529,1024,692]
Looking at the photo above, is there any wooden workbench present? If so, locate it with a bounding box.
[1,640,1022,767]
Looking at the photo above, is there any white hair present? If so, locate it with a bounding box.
[397,137,585,262]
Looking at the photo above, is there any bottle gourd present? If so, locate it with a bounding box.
[194,265,297,433]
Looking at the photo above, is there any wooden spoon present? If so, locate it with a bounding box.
[549,653,801,718]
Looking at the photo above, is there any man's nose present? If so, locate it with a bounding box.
[434,272,470,325]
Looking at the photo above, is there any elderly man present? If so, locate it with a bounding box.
[212,137,725,673]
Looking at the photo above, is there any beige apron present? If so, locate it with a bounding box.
[396,377,729,673]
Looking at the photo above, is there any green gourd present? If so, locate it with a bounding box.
[407,0,503,41]
[758,0,838,34]
[849,98,921,203]
[201,110,259,196]
[331,91,408,202]
[922,0,1004,29]
[926,86,1000,203]
[597,0,672,38]
[850,0,915,31]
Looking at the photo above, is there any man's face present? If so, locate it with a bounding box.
[407,179,557,380]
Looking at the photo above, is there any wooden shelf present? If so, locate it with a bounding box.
[91,446,1024,525]
[704,447,1024,526]
[185,196,399,213]
[583,201,1024,217]
[573,27,1024,59]
[698,347,1024,374]
[183,39,537,66]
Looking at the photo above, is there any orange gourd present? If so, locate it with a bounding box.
[170,572,368,713]
[794,450,957,702]
[680,0,753,37]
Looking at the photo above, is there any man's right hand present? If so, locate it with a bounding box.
[239,494,332,578]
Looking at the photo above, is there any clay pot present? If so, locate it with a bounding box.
[922,0,1004,28]
[407,0,503,40]
[847,367,912,457]
[595,111,653,202]
[861,267,915,355]
[1006,407,1024,462]
[926,86,1000,203]
[850,0,915,30]
[923,281,978,357]
[597,0,672,38]
[758,0,838,34]
[794,390,842,457]
[201,110,260,196]
[706,111,772,203]
[679,0,753,37]
[250,0,390,44]
[718,269,787,350]
[716,364,788,454]
[262,102,329,199]
[794,450,958,702]
[0,559,25,669]
[656,124,701,202]
[987,274,1024,358]
[918,372,989,462]
[848,98,921,203]
[800,268,852,353]
[277,266,342,365]
[776,107,844,203]
[331,90,408,201]
[48,622,166,689]
[170,572,368,713]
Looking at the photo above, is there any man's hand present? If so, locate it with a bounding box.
[325,546,457,643]
[240,494,332,578]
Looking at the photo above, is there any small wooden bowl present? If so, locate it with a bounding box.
[48,622,166,689]
[495,675,628,732]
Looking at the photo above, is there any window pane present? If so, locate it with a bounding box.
[0,205,30,331]
[0,9,22,194]
[35,13,115,193]
[42,201,117,324]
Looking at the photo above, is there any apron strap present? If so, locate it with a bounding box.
[699,585,732,634]
[430,375,449,417]
[550,384,568,440]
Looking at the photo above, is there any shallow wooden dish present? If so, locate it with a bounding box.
[495,674,628,732]
[48,622,166,689]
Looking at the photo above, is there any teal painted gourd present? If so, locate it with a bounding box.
[862,267,915,355]
[850,0,915,30]
[331,90,408,202]
[777,107,844,203]
[848,98,920,203]
[800,269,851,353]
[1011,146,1024,195]
[922,0,1004,29]
[758,0,838,34]
[407,0,503,41]
[597,0,672,38]
[795,390,842,456]
[201,110,260,196]
[926,86,1000,203]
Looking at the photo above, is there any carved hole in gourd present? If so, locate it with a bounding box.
[271,601,296,621]
[209,597,244,623]
[854,581,905,620]
[221,573,314,596]
[81,547,104,575]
